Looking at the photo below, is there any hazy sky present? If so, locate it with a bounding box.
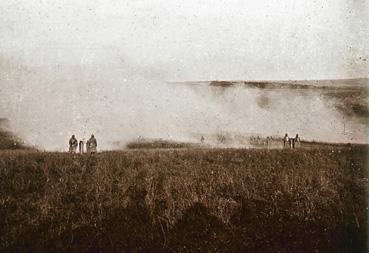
[0,0,368,150]
[1,0,368,80]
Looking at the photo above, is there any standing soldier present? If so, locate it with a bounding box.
[69,135,78,153]
[283,133,289,148]
[257,136,261,145]
[290,137,295,148]
[86,139,90,154]
[88,134,97,154]
[79,139,84,154]
[295,134,301,148]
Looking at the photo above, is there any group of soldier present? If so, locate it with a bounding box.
[283,133,301,149]
[248,134,301,148]
[69,134,97,154]
[250,136,273,145]
[68,133,299,152]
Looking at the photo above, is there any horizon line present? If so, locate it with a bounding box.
[166,77,369,84]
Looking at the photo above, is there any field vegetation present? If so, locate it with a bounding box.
[0,145,368,252]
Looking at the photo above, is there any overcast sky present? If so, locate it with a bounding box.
[1,0,368,80]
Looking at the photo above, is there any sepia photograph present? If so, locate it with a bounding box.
[0,1,368,252]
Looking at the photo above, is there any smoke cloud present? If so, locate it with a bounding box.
[0,55,367,151]
[0,0,368,150]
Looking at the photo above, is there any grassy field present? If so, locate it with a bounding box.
[0,146,368,252]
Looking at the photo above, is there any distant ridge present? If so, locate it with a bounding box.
[168,78,368,88]
[168,78,369,122]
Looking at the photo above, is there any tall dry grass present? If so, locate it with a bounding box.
[0,146,368,252]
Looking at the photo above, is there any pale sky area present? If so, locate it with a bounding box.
[1,0,368,80]
[0,0,368,150]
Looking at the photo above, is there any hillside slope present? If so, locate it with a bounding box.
[0,118,29,150]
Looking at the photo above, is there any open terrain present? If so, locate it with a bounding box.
[0,78,368,252]
[0,144,368,252]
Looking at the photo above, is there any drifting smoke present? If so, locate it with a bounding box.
[0,55,367,151]
[1,0,368,150]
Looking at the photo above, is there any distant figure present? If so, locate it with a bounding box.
[69,135,78,153]
[200,135,205,143]
[266,136,270,147]
[86,139,90,153]
[87,134,97,154]
[283,133,289,148]
[79,139,84,154]
[289,137,295,148]
[294,134,301,148]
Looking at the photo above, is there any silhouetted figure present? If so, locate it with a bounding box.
[86,139,90,153]
[289,137,295,148]
[69,135,78,153]
[201,135,205,143]
[87,134,97,154]
[294,134,301,148]
[283,133,289,148]
[79,139,84,154]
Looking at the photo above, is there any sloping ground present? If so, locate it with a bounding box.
[244,79,369,121]
[0,146,368,252]
[322,88,369,120]
[178,78,369,123]
[0,119,27,150]
[176,78,368,89]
